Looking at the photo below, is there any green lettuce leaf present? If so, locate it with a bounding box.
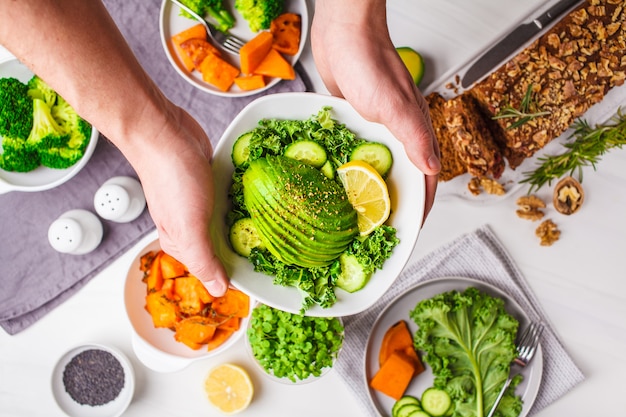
[409,287,523,417]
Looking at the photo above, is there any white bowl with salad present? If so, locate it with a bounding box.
[210,92,425,317]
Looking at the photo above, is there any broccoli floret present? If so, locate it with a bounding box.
[27,75,57,108]
[235,0,284,32]
[180,0,236,33]
[0,77,33,140]
[38,145,85,170]
[0,136,40,172]
[26,98,69,152]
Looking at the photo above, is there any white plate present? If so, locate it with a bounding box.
[51,343,135,417]
[364,276,543,417]
[210,92,426,317]
[159,0,309,97]
[0,54,99,194]
[123,237,251,371]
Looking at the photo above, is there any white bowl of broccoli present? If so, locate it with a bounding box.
[0,50,98,194]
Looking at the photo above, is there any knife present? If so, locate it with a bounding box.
[461,0,582,88]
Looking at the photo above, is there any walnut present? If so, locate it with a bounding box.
[553,176,584,215]
[516,195,546,220]
[536,219,560,246]
[467,177,506,196]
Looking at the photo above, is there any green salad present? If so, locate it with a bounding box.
[226,107,399,311]
[409,287,523,417]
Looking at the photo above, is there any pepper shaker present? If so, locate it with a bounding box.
[48,209,103,255]
[94,176,146,223]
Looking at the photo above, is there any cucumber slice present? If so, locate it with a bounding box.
[392,396,421,417]
[284,140,327,168]
[229,217,264,257]
[232,132,253,167]
[421,388,451,417]
[350,142,393,177]
[320,160,335,179]
[406,411,431,417]
[395,404,422,417]
[396,47,425,86]
[336,253,370,292]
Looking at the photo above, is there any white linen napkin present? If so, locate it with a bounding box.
[335,225,584,417]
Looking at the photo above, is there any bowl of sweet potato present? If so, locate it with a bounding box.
[124,237,252,369]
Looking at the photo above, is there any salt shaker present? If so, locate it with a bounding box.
[48,209,103,255]
[94,176,146,223]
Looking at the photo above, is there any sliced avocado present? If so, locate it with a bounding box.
[396,47,425,86]
[243,155,358,268]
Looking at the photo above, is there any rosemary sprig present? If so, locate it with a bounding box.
[492,83,551,130]
[520,108,626,193]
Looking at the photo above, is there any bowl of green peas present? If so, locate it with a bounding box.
[245,303,344,384]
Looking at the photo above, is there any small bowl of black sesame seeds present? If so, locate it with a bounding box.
[51,343,135,417]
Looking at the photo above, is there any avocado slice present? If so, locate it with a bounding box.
[243,155,358,268]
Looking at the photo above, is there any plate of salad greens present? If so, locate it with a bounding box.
[0,50,99,194]
[210,92,425,317]
[159,0,309,97]
[364,276,543,417]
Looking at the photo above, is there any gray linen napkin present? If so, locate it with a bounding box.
[0,0,310,335]
[336,225,585,417]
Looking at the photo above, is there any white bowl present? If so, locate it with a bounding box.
[123,236,252,372]
[210,92,426,317]
[0,50,99,194]
[159,0,309,97]
[51,343,135,417]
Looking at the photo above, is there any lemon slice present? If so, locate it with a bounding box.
[204,363,254,414]
[337,160,391,235]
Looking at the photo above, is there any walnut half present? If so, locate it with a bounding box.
[536,219,561,246]
[553,176,584,215]
[516,195,546,220]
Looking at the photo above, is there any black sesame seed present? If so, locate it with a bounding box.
[62,348,125,406]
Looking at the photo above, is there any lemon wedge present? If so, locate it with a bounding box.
[204,363,254,414]
[337,160,391,235]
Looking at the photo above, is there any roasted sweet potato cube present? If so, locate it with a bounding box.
[369,351,415,400]
[174,276,212,315]
[160,252,187,279]
[145,291,180,329]
[212,288,250,318]
[144,251,163,293]
[174,316,218,350]
[206,328,234,351]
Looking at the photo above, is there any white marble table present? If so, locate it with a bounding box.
[2,1,625,416]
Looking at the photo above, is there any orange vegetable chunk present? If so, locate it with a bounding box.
[145,291,180,329]
[174,276,212,315]
[218,316,241,332]
[206,328,235,351]
[160,252,187,279]
[171,24,209,71]
[144,251,163,293]
[199,53,240,92]
[179,38,221,72]
[212,288,250,318]
[378,320,424,375]
[369,351,415,400]
[234,74,266,91]
[239,31,274,74]
[270,13,301,56]
[253,48,295,80]
[175,316,218,350]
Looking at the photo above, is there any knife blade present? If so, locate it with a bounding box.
[461,0,582,88]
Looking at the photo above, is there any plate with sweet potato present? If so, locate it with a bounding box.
[364,277,543,417]
[159,0,308,97]
[124,237,252,371]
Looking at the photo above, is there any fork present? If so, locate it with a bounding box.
[486,321,544,417]
[169,0,246,54]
